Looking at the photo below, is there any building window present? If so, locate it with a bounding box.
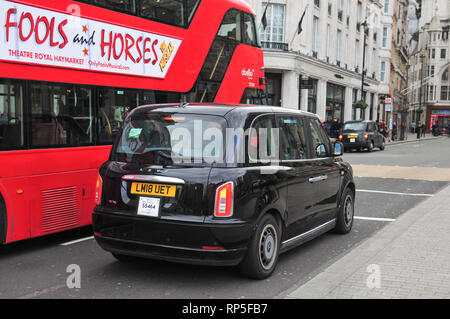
[384,0,389,14]
[380,61,386,82]
[328,0,332,16]
[338,0,343,21]
[314,0,320,8]
[355,39,360,71]
[356,2,362,32]
[260,3,285,44]
[443,68,449,81]
[441,86,449,101]
[336,30,342,64]
[326,83,345,122]
[352,88,358,120]
[372,48,376,75]
[382,27,388,47]
[431,66,435,77]
[307,79,318,114]
[431,49,435,59]
[326,24,330,61]
[312,16,319,56]
[441,49,447,59]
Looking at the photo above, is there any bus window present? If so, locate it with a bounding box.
[217,9,242,42]
[140,0,200,27]
[242,12,257,46]
[91,0,137,14]
[0,81,24,149]
[30,84,93,147]
[240,89,267,105]
[98,88,140,144]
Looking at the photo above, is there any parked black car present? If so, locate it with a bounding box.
[340,120,385,152]
[93,104,355,279]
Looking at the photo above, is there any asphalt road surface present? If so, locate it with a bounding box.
[1,138,449,299]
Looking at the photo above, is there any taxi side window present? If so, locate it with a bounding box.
[309,118,331,158]
[278,116,307,160]
[249,115,278,162]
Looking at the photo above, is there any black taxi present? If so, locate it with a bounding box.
[93,104,355,279]
[339,120,385,152]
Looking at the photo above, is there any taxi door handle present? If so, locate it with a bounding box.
[308,175,328,183]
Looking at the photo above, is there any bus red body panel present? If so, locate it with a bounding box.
[0,0,265,243]
[0,146,111,243]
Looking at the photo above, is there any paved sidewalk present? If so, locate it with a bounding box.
[386,132,443,146]
[286,185,450,299]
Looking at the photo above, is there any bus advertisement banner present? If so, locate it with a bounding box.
[0,0,182,79]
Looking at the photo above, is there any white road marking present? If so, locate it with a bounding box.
[356,189,434,197]
[60,236,94,246]
[354,216,396,222]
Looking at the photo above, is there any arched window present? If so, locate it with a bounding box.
[442,68,449,81]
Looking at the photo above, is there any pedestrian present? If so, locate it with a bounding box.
[392,123,397,141]
[330,118,340,139]
[411,121,416,134]
[421,123,426,137]
[416,121,421,139]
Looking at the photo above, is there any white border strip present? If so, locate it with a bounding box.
[354,216,396,222]
[60,236,94,246]
[357,189,434,197]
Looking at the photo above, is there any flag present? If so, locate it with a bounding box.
[261,5,268,30]
[297,5,309,35]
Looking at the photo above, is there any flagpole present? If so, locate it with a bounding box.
[289,4,309,50]
[259,0,271,30]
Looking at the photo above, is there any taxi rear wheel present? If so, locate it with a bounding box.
[239,214,280,280]
[334,188,354,234]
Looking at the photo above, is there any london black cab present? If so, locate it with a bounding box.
[339,120,385,152]
[93,104,355,279]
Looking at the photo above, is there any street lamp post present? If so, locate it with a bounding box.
[418,53,425,125]
[402,62,410,140]
[360,18,368,120]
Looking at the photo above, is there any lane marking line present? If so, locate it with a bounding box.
[356,189,434,197]
[354,216,396,222]
[60,236,94,246]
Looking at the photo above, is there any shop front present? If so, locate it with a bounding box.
[428,108,450,130]
[326,83,345,123]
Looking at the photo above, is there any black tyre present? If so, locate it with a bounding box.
[367,141,374,152]
[239,214,280,279]
[334,188,355,234]
[379,139,385,151]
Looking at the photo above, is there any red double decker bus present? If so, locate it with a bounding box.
[0,0,265,244]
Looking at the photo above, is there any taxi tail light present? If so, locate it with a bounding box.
[364,134,369,140]
[339,134,343,141]
[95,174,103,205]
[214,182,234,217]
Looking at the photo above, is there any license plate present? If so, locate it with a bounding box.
[137,197,160,217]
[348,135,358,138]
[131,182,176,197]
[350,138,356,143]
